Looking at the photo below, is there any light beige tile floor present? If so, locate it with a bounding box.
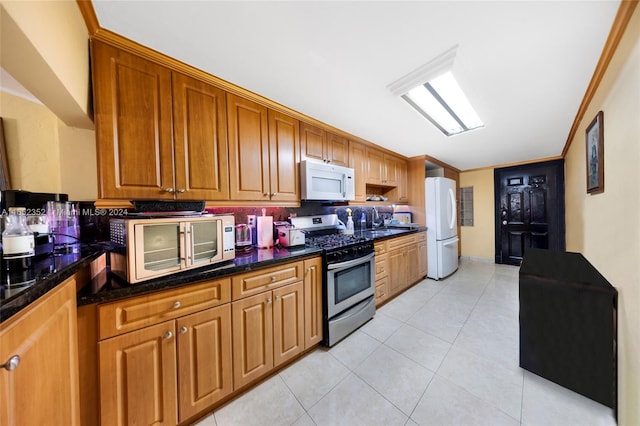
[196,259,617,426]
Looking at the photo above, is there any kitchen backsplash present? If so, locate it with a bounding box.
[79,202,400,243]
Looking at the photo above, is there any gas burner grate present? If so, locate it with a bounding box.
[305,234,371,249]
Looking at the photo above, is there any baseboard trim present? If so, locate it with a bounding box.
[460,256,494,263]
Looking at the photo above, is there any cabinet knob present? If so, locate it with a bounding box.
[275,295,280,301]
[164,187,174,193]
[271,192,277,197]
[180,326,188,334]
[164,331,173,340]
[1,355,20,371]
[173,301,181,309]
[270,276,276,282]
[177,189,185,193]
[263,193,269,197]
[265,298,272,304]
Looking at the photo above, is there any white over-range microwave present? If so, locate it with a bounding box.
[300,160,355,202]
[109,215,235,283]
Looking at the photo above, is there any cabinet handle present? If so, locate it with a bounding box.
[275,295,280,301]
[180,326,188,334]
[177,189,185,193]
[164,331,173,340]
[263,193,269,197]
[270,276,276,282]
[164,187,174,193]
[1,355,20,371]
[173,301,181,309]
[271,192,277,197]
[266,298,272,304]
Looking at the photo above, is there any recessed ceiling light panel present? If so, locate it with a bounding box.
[388,46,483,136]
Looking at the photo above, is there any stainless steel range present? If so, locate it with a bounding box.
[291,214,376,347]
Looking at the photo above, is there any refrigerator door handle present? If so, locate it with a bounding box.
[443,237,459,247]
[448,187,457,230]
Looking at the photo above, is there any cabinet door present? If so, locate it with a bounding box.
[232,292,273,389]
[325,132,349,166]
[173,73,230,200]
[273,282,304,366]
[406,245,420,288]
[99,321,178,426]
[0,278,80,426]
[227,93,270,200]
[300,122,326,163]
[349,141,367,202]
[268,110,300,202]
[375,276,390,306]
[177,305,233,423]
[366,147,385,185]
[304,257,323,349]
[91,40,175,200]
[384,155,400,186]
[388,248,407,295]
[396,159,409,203]
[418,239,428,279]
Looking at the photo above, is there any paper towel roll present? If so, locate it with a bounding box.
[257,216,273,248]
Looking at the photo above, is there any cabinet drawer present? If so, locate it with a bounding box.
[375,276,389,305]
[232,261,303,300]
[375,254,388,279]
[374,241,387,255]
[416,231,427,243]
[388,233,419,250]
[98,278,231,340]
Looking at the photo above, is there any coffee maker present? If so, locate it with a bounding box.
[1,190,69,260]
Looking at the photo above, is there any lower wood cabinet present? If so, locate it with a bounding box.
[177,305,233,422]
[232,281,304,389]
[99,321,178,426]
[92,256,322,425]
[0,277,80,426]
[378,232,427,304]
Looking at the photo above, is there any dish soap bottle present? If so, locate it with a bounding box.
[345,208,354,235]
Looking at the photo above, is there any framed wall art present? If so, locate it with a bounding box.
[586,111,604,194]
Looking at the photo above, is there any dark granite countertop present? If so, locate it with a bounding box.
[0,245,105,323]
[0,227,427,322]
[76,245,323,306]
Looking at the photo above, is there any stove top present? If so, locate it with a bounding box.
[305,233,370,249]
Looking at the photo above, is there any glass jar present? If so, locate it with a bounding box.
[2,207,35,269]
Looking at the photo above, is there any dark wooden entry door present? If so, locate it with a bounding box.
[494,160,565,265]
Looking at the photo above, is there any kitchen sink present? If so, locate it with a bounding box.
[363,228,408,238]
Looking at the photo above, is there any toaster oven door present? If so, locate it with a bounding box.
[186,220,222,267]
[133,222,184,281]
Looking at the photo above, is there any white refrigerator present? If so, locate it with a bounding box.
[426,177,459,279]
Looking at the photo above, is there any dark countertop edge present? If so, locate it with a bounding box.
[0,247,105,323]
[76,246,324,307]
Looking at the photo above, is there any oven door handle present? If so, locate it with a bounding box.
[327,252,375,270]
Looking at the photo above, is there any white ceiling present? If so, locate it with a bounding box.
[92,0,620,171]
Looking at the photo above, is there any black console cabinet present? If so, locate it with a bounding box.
[519,249,617,409]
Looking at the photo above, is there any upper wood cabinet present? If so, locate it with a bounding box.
[91,40,229,201]
[300,123,349,166]
[349,140,367,203]
[366,147,404,187]
[0,278,80,426]
[92,40,175,200]
[227,93,299,202]
[396,159,409,204]
[172,73,230,200]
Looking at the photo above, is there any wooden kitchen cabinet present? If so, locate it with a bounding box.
[232,281,304,389]
[396,159,409,203]
[349,140,368,203]
[365,147,407,191]
[0,277,80,426]
[97,278,232,425]
[387,232,428,297]
[92,40,175,200]
[92,40,230,201]
[177,305,233,423]
[374,240,390,306]
[300,122,349,166]
[227,93,299,201]
[172,73,230,200]
[303,257,323,348]
[99,320,178,426]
